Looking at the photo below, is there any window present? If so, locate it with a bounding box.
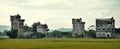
[112,29,114,30]
[108,21,112,24]
[103,34,105,35]
[102,22,105,23]
[98,29,100,30]
[103,29,105,30]
[108,28,110,30]
[97,22,99,23]
[98,34,100,35]
[12,23,14,25]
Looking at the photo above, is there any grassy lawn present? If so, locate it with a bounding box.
[0,38,120,49]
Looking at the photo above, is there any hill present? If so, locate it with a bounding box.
[57,28,72,32]
[0,25,10,32]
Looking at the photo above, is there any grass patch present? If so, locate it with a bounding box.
[0,38,120,49]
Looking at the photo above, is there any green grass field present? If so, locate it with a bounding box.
[0,38,120,49]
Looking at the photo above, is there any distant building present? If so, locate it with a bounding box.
[37,24,49,34]
[10,14,25,37]
[32,22,41,33]
[96,17,115,38]
[72,18,85,37]
[115,28,120,38]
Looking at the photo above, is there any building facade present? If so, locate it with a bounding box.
[72,18,85,37]
[37,24,49,34]
[96,17,115,38]
[10,14,25,37]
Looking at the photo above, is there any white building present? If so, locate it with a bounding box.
[96,17,115,38]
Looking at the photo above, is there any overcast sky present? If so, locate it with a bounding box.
[0,0,120,30]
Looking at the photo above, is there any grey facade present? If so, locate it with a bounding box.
[72,18,85,37]
[115,28,120,38]
[10,14,25,37]
[37,23,49,38]
[96,17,115,38]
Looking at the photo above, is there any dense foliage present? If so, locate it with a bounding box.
[31,32,46,38]
[6,29,18,38]
[85,30,96,38]
[32,22,41,33]
[48,30,72,38]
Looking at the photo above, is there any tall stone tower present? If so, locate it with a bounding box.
[72,18,85,37]
[10,14,25,38]
[96,17,115,38]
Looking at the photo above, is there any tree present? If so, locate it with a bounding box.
[31,32,46,38]
[49,30,62,38]
[38,33,46,38]
[72,33,85,38]
[0,32,3,36]
[32,22,41,32]
[61,32,72,37]
[24,24,33,32]
[48,30,72,38]
[85,30,96,38]
[6,29,18,38]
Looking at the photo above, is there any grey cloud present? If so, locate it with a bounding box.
[1,0,95,9]
[1,0,120,10]
[3,0,32,3]
[0,0,120,29]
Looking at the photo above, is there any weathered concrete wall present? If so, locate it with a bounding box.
[10,14,25,38]
[37,24,49,34]
[72,18,85,37]
[96,17,115,38]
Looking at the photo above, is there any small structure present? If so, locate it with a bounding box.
[115,28,120,38]
[72,18,85,37]
[10,14,25,38]
[37,23,49,37]
[96,17,115,38]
